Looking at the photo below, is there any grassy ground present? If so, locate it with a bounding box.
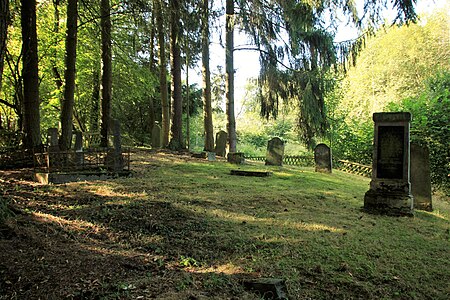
[0,149,449,299]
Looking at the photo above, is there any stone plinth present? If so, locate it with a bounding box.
[364,112,414,216]
[265,137,284,166]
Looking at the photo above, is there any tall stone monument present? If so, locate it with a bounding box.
[215,130,227,157]
[410,143,432,211]
[364,112,414,216]
[314,143,332,173]
[151,123,162,149]
[265,137,285,166]
[47,128,59,151]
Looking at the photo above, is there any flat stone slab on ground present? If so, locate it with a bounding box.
[34,170,131,184]
[230,170,272,177]
[242,278,289,299]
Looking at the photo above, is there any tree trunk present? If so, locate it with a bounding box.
[60,0,78,150]
[100,0,112,147]
[21,0,41,149]
[0,0,9,92]
[90,66,100,131]
[51,0,63,94]
[186,58,190,150]
[225,0,236,152]
[155,0,169,147]
[202,0,214,152]
[169,0,183,150]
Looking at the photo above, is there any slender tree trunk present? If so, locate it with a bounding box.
[90,66,100,131]
[169,0,183,149]
[100,0,112,147]
[21,0,41,148]
[51,0,63,93]
[0,0,9,92]
[60,0,78,150]
[155,0,169,146]
[186,58,190,150]
[202,0,214,151]
[225,0,236,152]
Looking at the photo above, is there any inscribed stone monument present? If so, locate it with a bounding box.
[364,112,414,216]
[314,143,332,173]
[47,128,59,151]
[410,143,432,211]
[265,137,284,166]
[151,124,162,149]
[215,130,227,157]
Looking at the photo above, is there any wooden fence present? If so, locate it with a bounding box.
[245,155,372,177]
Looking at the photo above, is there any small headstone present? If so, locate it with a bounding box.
[47,128,59,152]
[364,112,414,216]
[227,152,245,164]
[74,131,83,165]
[207,151,216,161]
[151,124,162,149]
[242,278,289,300]
[411,143,432,211]
[215,130,227,157]
[265,137,285,166]
[314,143,332,173]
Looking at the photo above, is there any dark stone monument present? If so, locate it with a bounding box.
[411,143,432,211]
[265,137,285,166]
[227,152,245,164]
[314,143,332,173]
[364,112,414,216]
[242,278,289,300]
[106,120,124,172]
[47,128,59,151]
[215,130,227,157]
[151,123,162,149]
[74,131,84,165]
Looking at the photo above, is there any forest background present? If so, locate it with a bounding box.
[0,0,448,192]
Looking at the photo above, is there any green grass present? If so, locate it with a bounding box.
[2,151,449,299]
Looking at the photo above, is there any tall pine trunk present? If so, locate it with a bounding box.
[169,0,183,149]
[60,0,78,150]
[100,0,112,147]
[0,0,9,92]
[225,0,236,152]
[155,0,169,147]
[21,0,41,149]
[202,0,214,152]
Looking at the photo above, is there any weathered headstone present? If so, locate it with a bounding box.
[411,143,432,211]
[314,143,332,173]
[227,152,245,164]
[151,124,162,149]
[215,130,227,157]
[47,128,59,151]
[72,131,84,166]
[243,278,289,300]
[364,112,414,216]
[106,120,124,172]
[265,137,285,166]
[207,151,216,161]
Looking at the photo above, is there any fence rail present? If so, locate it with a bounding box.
[245,155,372,177]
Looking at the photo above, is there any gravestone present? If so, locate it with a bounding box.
[47,128,59,151]
[207,151,216,161]
[411,143,432,211]
[364,112,414,216]
[74,131,84,165]
[151,124,162,149]
[106,120,124,172]
[314,143,332,173]
[227,152,245,164]
[265,137,285,166]
[215,130,227,157]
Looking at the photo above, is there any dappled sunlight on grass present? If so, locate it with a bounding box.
[192,263,246,275]
[32,211,105,236]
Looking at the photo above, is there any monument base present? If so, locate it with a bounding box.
[364,189,414,216]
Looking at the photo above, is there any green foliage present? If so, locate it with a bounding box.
[0,196,12,224]
[387,71,450,192]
